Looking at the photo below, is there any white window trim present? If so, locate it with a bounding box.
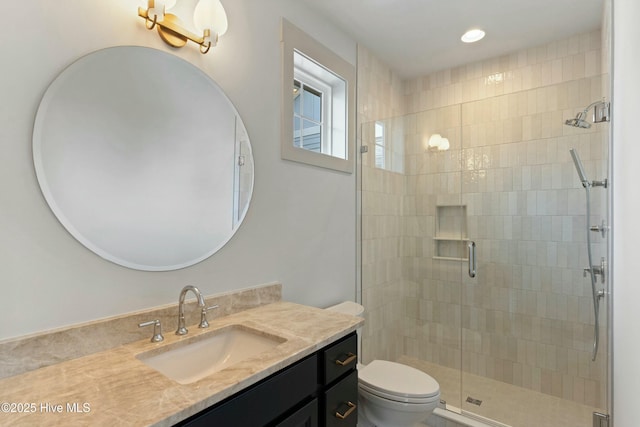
[281,18,355,173]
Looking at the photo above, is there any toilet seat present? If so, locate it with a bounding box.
[359,360,440,404]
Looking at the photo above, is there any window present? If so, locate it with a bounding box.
[293,51,347,160]
[281,19,355,173]
[372,118,404,173]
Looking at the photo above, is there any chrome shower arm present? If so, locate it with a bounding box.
[580,100,606,116]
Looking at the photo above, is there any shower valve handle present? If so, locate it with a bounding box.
[583,258,606,284]
[590,221,609,237]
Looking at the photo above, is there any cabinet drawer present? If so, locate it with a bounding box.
[324,370,358,427]
[322,333,357,385]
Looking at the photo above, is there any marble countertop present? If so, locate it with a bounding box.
[0,302,362,426]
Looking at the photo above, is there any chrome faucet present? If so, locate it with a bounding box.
[175,285,206,335]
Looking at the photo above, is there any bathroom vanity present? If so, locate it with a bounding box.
[177,332,358,426]
[0,302,362,426]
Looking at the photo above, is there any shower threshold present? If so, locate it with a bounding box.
[433,406,511,427]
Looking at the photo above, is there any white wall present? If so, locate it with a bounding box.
[0,0,357,340]
[612,0,640,425]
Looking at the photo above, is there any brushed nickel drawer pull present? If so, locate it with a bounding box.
[335,352,357,366]
[335,401,356,419]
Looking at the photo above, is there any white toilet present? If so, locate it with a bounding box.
[326,301,440,427]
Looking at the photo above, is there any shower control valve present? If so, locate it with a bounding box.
[583,266,602,277]
[590,220,609,238]
[583,257,606,284]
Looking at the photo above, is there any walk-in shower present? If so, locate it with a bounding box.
[360,56,611,426]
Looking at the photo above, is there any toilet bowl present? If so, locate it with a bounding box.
[358,360,440,427]
[326,302,440,427]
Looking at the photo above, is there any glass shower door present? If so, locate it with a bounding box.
[458,90,610,426]
[400,104,465,413]
[359,104,465,413]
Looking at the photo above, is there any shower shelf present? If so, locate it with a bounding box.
[432,241,469,261]
[433,256,468,261]
[434,205,468,261]
[433,237,468,241]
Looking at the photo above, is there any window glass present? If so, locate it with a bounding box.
[293,116,301,148]
[373,118,404,173]
[294,79,323,153]
[303,86,322,122]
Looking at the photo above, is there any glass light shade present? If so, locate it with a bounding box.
[151,0,176,15]
[438,138,450,150]
[147,0,176,22]
[194,0,228,36]
[428,134,442,148]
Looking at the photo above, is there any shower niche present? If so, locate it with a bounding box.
[433,205,468,261]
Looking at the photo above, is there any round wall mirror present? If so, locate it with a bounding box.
[32,46,254,271]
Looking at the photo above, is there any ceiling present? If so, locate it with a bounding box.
[300,0,605,78]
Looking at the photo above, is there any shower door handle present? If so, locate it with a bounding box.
[468,241,476,278]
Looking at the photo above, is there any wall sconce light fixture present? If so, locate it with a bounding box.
[427,134,450,151]
[138,0,228,54]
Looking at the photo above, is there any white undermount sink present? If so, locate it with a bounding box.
[136,324,286,384]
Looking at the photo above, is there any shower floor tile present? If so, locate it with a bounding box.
[398,356,605,427]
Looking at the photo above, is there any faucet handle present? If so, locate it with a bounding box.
[139,319,164,342]
[199,305,219,329]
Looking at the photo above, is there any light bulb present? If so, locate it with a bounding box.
[438,138,450,151]
[194,0,228,37]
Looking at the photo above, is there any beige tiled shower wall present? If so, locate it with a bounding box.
[398,30,608,408]
[357,46,406,364]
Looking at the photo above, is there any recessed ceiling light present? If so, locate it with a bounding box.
[461,29,485,43]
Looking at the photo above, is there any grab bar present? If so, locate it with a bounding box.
[468,241,476,278]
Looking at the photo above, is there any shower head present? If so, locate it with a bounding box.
[564,100,610,129]
[569,148,589,186]
[565,112,592,129]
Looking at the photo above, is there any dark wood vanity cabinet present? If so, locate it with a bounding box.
[176,332,358,427]
[320,333,358,427]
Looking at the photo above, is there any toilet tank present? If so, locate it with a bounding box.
[325,301,364,317]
